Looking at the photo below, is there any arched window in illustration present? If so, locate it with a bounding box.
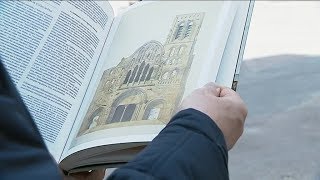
[148,108,160,120]
[169,47,175,57]
[155,54,161,61]
[121,104,136,122]
[175,22,185,40]
[143,99,164,120]
[129,65,138,83]
[89,115,99,129]
[111,104,136,123]
[153,48,161,60]
[83,107,104,134]
[162,72,169,80]
[108,89,145,124]
[105,80,110,87]
[140,64,150,81]
[185,21,194,38]
[111,105,125,123]
[172,69,178,77]
[138,48,145,60]
[123,70,131,84]
[135,61,145,82]
[178,46,185,55]
[146,51,153,59]
[146,67,154,81]
[150,52,155,60]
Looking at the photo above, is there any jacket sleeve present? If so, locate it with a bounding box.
[0,62,62,180]
[108,108,229,180]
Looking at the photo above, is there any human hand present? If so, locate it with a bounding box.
[178,82,247,150]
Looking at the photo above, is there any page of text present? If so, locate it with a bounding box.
[0,1,114,159]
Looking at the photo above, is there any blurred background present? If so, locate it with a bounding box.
[110,1,320,179]
[230,1,320,180]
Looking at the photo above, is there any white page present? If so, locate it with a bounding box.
[0,1,114,160]
[62,1,238,160]
[216,1,253,87]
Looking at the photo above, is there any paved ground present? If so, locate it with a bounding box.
[229,55,320,180]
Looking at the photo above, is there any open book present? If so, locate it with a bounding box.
[0,1,254,172]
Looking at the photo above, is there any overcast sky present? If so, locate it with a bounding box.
[244,1,320,59]
[110,1,320,60]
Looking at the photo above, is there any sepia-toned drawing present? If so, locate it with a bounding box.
[77,13,205,136]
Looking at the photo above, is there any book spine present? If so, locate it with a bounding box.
[232,0,255,91]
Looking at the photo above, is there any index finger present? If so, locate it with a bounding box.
[203,82,222,97]
[219,87,239,97]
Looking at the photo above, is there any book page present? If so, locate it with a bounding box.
[62,1,238,159]
[216,1,252,87]
[0,1,114,159]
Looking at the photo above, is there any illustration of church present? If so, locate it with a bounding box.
[78,12,205,136]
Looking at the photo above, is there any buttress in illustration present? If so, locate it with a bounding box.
[77,13,205,136]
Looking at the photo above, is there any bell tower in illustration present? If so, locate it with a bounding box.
[161,13,205,72]
[157,12,205,120]
[165,13,205,46]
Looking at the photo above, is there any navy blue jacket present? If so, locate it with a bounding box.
[108,109,229,180]
[0,61,229,180]
[0,62,62,179]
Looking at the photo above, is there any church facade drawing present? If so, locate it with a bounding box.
[77,13,205,136]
